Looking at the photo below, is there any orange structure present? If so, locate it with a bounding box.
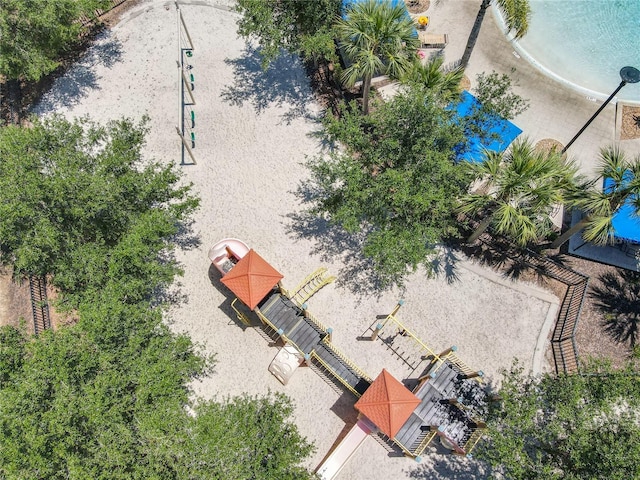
[354,369,420,438]
[220,249,284,310]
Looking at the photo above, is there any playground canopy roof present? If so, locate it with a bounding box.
[221,249,284,310]
[604,175,640,243]
[453,90,523,163]
[354,369,421,438]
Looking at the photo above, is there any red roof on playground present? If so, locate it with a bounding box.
[354,369,420,439]
[221,249,283,310]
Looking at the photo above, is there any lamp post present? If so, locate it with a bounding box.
[561,66,640,154]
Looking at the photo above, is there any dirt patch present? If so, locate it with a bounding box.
[560,256,633,367]
[405,0,431,14]
[535,138,565,155]
[0,267,32,332]
[460,75,471,91]
[621,105,640,140]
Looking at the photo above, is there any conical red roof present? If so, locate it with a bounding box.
[354,369,421,438]
[221,249,283,310]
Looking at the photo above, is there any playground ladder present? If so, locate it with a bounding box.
[290,267,336,306]
[29,275,51,335]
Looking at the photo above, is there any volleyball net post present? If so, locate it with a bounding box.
[176,1,196,165]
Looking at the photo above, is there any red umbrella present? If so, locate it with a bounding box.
[220,249,283,310]
[355,369,421,438]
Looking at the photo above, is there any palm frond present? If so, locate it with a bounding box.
[496,0,531,38]
[582,215,616,245]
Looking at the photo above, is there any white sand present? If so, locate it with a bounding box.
[34,1,560,477]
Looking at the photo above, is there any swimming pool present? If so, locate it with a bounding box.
[500,0,640,103]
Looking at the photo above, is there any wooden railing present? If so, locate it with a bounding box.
[78,0,130,26]
[29,275,51,335]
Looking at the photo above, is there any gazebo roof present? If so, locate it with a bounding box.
[354,369,421,438]
[221,249,283,310]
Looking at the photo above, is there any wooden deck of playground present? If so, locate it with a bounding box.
[256,291,372,397]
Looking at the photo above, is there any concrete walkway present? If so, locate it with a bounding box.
[427,1,640,179]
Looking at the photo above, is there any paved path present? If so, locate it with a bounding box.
[428,1,640,179]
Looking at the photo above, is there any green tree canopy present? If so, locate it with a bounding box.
[235,0,341,68]
[0,309,314,479]
[0,115,198,298]
[336,0,420,114]
[301,85,470,285]
[478,359,640,479]
[0,0,110,82]
[0,115,315,479]
[401,56,464,103]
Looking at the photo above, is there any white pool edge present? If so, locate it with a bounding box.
[491,5,640,107]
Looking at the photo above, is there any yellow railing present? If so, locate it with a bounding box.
[446,352,482,382]
[463,427,485,454]
[412,429,438,457]
[289,267,335,306]
[302,308,330,334]
[231,298,251,326]
[321,337,373,384]
[310,350,363,398]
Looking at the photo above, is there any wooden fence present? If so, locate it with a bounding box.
[29,276,51,335]
[78,0,130,26]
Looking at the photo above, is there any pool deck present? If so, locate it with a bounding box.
[423,1,640,271]
[427,1,640,179]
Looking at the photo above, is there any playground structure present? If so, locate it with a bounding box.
[208,238,249,275]
[210,239,488,477]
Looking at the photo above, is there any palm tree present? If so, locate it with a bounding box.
[401,55,464,103]
[459,137,581,246]
[551,146,640,248]
[336,0,420,114]
[459,0,531,69]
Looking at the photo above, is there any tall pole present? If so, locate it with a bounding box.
[560,82,625,154]
[561,66,640,154]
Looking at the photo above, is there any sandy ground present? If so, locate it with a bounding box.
[32,1,564,478]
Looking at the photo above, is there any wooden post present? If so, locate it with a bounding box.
[175,126,196,164]
[438,345,457,358]
[181,69,196,105]
[370,323,384,340]
[178,9,194,50]
[418,371,437,382]
[459,370,484,380]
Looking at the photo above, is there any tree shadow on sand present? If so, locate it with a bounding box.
[284,208,461,297]
[590,270,640,349]
[31,31,123,114]
[456,233,562,289]
[220,45,319,124]
[284,210,386,296]
[404,452,491,480]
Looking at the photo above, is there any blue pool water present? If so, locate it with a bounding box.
[508,0,640,103]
